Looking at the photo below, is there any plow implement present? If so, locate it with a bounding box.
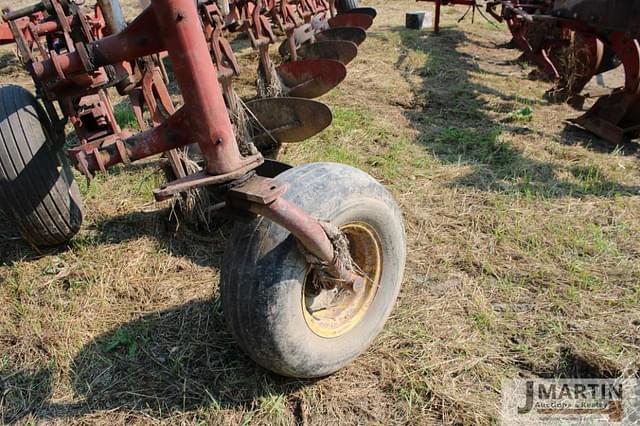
[486,0,640,144]
[0,0,409,379]
[0,0,380,175]
[549,1,640,143]
[416,0,640,146]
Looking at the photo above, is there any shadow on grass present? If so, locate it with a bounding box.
[85,208,232,270]
[1,208,310,423]
[2,298,309,423]
[559,123,640,156]
[0,159,171,265]
[392,27,640,197]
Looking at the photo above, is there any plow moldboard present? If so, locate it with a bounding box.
[315,27,367,46]
[277,59,347,99]
[328,13,374,30]
[341,7,377,18]
[278,24,314,57]
[247,97,332,144]
[298,40,359,65]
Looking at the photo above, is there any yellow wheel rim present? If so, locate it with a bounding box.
[302,222,383,338]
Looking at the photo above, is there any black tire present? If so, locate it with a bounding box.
[336,0,359,13]
[221,163,406,378]
[0,85,83,247]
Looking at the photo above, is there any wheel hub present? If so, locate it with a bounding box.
[302,222,383,338]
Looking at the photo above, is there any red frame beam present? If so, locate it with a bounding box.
[416,0,476,33]
[35,0,243,176]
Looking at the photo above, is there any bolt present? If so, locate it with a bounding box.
[351,276,365,293]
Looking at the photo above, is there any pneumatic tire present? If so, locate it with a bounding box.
[0,85,83,247]
[221,163,406,378]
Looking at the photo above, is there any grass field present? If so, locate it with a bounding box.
[1,1,640,424]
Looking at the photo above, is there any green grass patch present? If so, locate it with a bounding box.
[113,102,140,130]
[433,126,511,167]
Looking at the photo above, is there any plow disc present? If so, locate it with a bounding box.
[328,13,374,30]
[279,25,315,58]
[341,7,377,18]
[247,97,332,145]
[279,26,366,59]
[315,26,367,46]
[277,59,347,98]
[297,40,359,65]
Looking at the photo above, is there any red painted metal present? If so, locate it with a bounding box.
[1,0,377,290]
[573,33,640,144]
[153,0,242,175]
[153,155,264,201]
[315,26,366,45]
[228,176,365,291]
[297,39,358,65]
[485,1,561,80]
[328,13,373,30]
[416,0,476,33]
[0,13,44,45]
[1,0,134,150]
[414,0,638,144]
[33,7,164,81]
[276,58,347,98]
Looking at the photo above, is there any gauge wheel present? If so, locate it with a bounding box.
[0,84,83,247]
[221,162,406,378]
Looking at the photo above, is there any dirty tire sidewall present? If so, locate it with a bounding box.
[0,85,83,247]
[221,163,406,378]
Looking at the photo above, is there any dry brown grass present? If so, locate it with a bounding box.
[2,1,640,425]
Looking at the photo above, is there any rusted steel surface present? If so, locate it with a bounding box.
[153,155,265,201]
[32,7,164,81]
[428,0,639,144]
[486,1,562,80]
[571,33,640,144]
[154,0,243,175]
[328,13,373,30]
[276,58,347,98]
[342,7,377,18]
[315,26,366,45]
[297,39,358,65]
[246,97,333,144]
[0,0,380,282]
[0,0,131,149]
[411,0,639,144]
[526,1,640,144]
[217,0,376,155]
[0,13,44,45]
[228,175,366,291]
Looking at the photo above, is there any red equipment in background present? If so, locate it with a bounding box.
[415,0,639,145]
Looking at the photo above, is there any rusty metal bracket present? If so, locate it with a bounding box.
[227,175,287,204]
[226,174,366,292]
[153,154,264,201]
